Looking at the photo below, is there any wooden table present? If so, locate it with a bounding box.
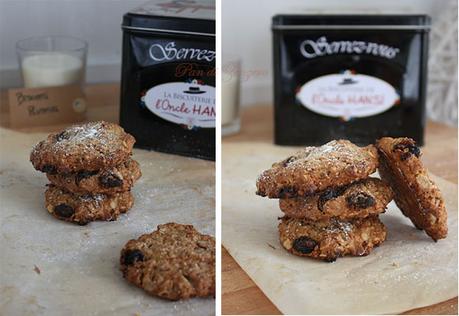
[222,105,458,315]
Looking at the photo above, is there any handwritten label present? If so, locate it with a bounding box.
[8,85,86,128]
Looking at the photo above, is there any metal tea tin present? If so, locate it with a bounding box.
[272,15,430,146]
[120,0,215,160]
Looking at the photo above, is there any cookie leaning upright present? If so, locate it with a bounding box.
[30,121,141,225]
[120,223,215,300]
[30,121,135,174]
[256,140,379,198]
[376,137,447,241]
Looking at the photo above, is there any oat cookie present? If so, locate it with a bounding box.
[256,140,379,198]
[376,137,447,241]
[279,216,386,262]
[120,223,215,300]
[47,159,141,194]
[279,178,393,220]
[31,121,135,174]
[45,185,133,225]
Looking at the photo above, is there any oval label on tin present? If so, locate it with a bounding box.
[143,80,215,128]
[296,71,399,120]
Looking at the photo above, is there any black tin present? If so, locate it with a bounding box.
[272,15,430,146]
[120,0,215,160]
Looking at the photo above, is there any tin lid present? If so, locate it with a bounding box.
[123,0,215,36]
[272,15,430,31]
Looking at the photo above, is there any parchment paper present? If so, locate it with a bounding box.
[222,142,458,315]
[0,127,215,316]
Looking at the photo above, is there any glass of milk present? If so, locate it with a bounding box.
[16,36,87,88]
[222,57,241,136]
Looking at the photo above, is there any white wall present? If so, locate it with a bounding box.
[0,0,145,88]
[222,0,451,106]
[0,0,455,109]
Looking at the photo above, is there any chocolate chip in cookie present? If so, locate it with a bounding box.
[53,203,74,218]
[346,192,375,209]
[75,170,99,184]
[392,139,421,161]
[55,131,70,142]
[317,186,348,211]
[100,172,123,188]
[41,164,57,175]
[122,249,144,265]
[292,236,317,254]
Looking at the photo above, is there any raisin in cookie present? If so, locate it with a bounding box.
[120,223,215,300]
[256,140,379,198]
[376,137,447,241]
[45,185,133,225]
[279,178,393,221]
[46,159,141,194]
[279,216,386,262]
[31,121,135,174]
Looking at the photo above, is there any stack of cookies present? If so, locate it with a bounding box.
[256,140,393,262]
[30,121,141,225]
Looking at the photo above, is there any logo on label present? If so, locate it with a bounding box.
[149,42,216,62]
[300,37,400,59]
[143,79,215,129]
[296,70,399,120]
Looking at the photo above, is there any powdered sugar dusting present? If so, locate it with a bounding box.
[72,124,98,140]
[300,140,358,162]
[30,121,133,173]
[318,143,336,154]
[325,219,353,238]
[256,140,378,197]
[79,193,105,204]
[53,122,104,149]
[273,140,372,172]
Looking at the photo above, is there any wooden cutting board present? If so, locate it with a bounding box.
[222,105,458,315]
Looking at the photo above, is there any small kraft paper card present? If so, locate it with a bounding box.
[8,85,87,128]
